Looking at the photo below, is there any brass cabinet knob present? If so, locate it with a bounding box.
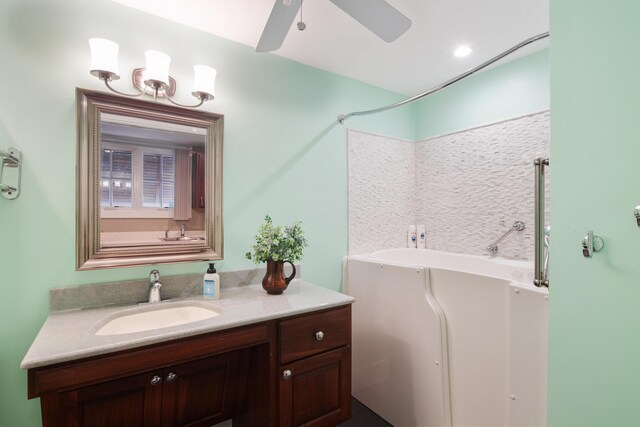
[283,369,292,380]
[315,331,324,341]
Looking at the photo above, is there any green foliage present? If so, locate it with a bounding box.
[245,215,308,263]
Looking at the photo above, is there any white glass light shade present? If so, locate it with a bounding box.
[192,65,217,100]
[89,38,119,78]
[144,50,171,88]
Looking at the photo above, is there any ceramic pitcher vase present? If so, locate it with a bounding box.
[262,260,296,295]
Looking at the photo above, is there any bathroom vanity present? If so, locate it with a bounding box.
[22,279,353,426]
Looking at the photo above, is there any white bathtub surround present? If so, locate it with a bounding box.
[345,248,548,427]
[347,130,416,255]
[347,111,550,260]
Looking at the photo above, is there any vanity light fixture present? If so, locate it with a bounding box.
[88,38,216,108]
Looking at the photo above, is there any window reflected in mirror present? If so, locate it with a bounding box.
[76,89,223,270]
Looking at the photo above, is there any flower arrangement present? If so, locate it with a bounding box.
[245,215,308,263]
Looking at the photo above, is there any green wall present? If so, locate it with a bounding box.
[0,0,414,424]
[548,1,640,425]
[415,48,550,140]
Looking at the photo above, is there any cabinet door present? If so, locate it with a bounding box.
[161,350,246,427]
[279,346,351,427]
[54,370,163,427]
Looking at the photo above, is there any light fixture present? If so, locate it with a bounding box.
[89,38,216,108]
[454,45,472,58]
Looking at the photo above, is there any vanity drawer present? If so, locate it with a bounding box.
[279,305,351,364]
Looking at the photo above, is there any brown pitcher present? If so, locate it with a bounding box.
[262,260,296,295]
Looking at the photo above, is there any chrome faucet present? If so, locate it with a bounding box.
[179,224,186,238]
[149,270,162,303]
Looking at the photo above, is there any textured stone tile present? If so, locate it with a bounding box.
[348,130,416,255]
[348,111,550,260]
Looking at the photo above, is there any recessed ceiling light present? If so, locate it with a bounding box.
[454,45,472,58]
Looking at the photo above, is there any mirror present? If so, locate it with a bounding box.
[76,88,223,270]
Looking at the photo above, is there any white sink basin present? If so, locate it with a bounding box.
[95,304,220,336]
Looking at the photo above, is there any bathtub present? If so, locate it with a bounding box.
[344,248,548,427]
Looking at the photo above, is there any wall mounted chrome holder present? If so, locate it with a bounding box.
[0,147,21,200]
[581,230,604,258]
[633,205,640,227]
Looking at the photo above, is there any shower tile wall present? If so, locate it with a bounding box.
[348,130,416,255]
[416,111,550,260]
[348,111,550,259]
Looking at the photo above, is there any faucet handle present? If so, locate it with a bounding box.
[150,269,160,284]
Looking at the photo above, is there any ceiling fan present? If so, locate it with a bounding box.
[256,0,412,52]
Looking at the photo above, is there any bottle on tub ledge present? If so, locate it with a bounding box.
[417,225,426,249]
[407,225,417,248]
[203,263,220,300]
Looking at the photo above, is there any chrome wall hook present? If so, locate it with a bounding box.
[0,147,22,200]
[581,230,604,258]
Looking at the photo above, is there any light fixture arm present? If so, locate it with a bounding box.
[166,94,206,109]
[102,75,145,98]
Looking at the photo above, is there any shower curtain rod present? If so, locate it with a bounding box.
[337,31,550,124]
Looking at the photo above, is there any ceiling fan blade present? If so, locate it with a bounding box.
[256,0,302,52]
[329,0,411,42]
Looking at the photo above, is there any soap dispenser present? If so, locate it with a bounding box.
[203,263,220,300]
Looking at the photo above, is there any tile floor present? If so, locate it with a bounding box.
[338,397,392,427]
[214,396,390,426]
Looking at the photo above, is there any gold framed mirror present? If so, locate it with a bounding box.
[76,88,223,270]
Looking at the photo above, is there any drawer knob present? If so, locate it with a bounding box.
[283,369,292,380]
[166,372,177,382]
[150,375,162,386]
[315,331,325,341]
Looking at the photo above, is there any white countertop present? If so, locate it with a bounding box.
[21,280,354,370]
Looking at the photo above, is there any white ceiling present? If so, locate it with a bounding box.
[110,0,549,96]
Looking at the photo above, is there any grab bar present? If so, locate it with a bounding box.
[534,158,549,288]
[487,221,525,255]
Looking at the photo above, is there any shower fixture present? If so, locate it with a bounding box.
[486,221,525,255]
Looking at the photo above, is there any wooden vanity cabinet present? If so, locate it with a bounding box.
[28,305,351,427]
[52,351,243,427]
[277,305,352,426]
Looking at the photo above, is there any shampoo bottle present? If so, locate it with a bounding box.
[203,263,220,300]
[407,225,417,248]
[417,225,426,249]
